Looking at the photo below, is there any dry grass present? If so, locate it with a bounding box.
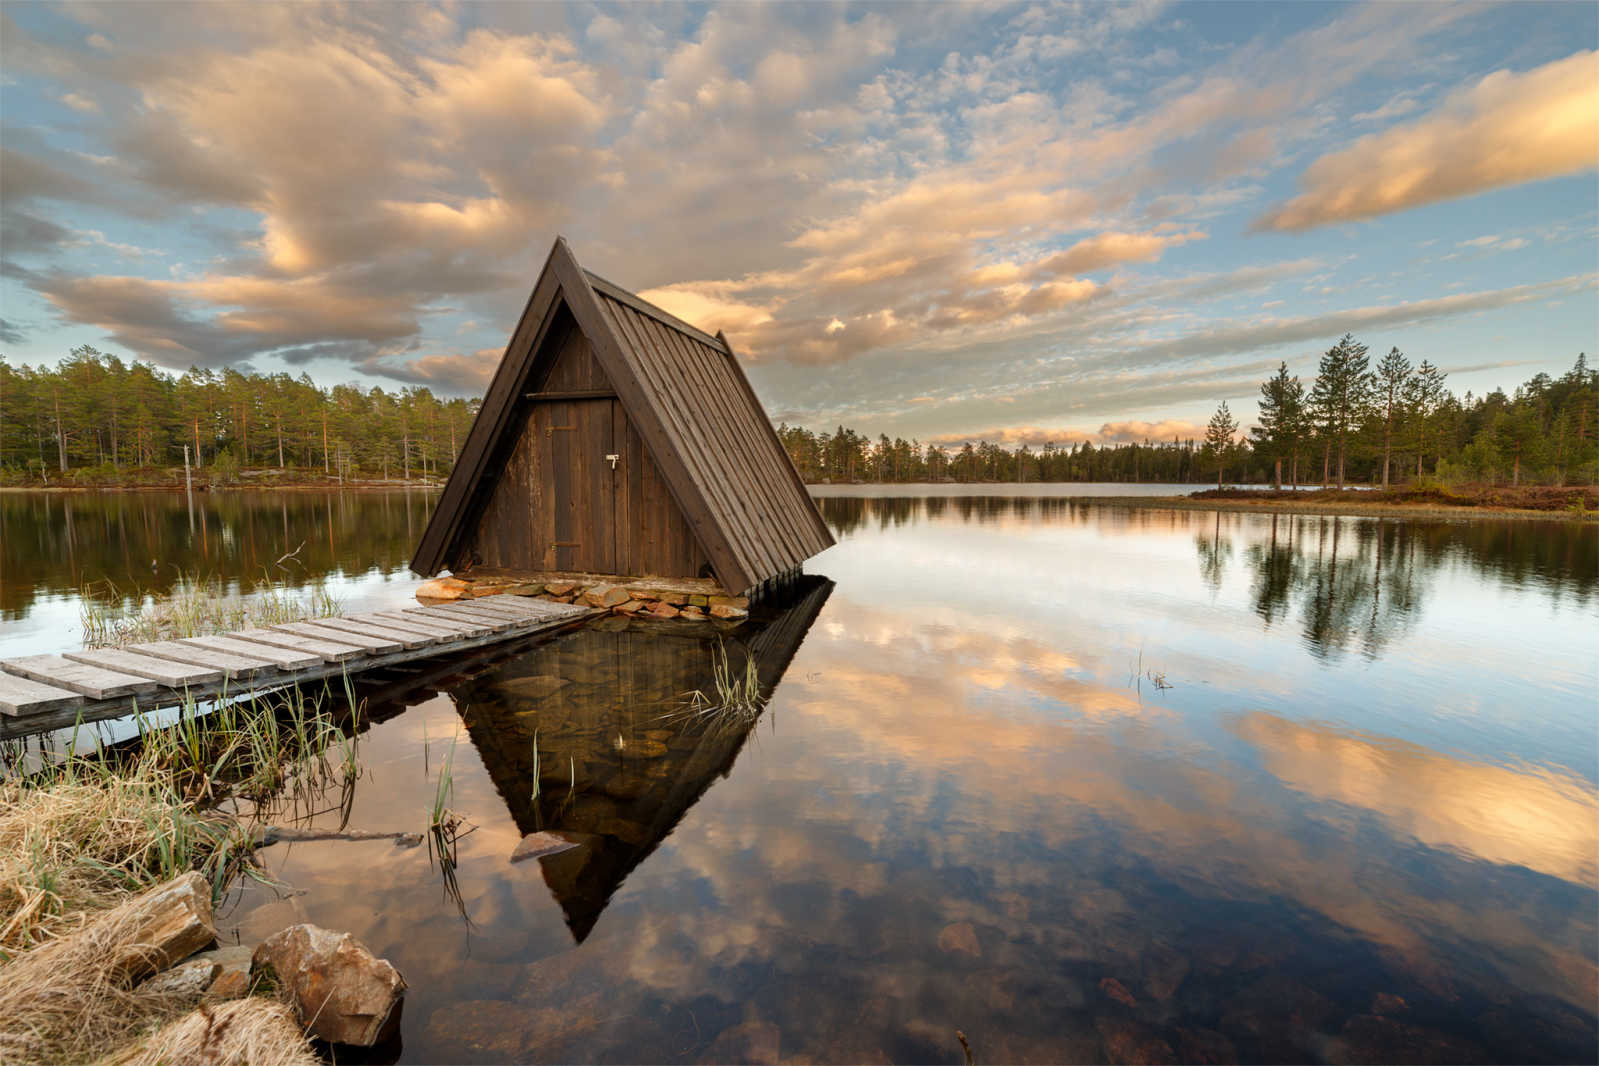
[0,768,316,1066]
[0,883,205,1065]
[0,766,239,956]
[102,998,318,1066]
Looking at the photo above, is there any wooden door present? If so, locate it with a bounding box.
[534,399,617,573]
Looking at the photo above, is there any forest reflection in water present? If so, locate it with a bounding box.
[6,489,1595,1063]
[0,488,432,619]
[822,494,1595,661]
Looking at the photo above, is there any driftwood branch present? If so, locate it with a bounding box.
[251,826,422,849]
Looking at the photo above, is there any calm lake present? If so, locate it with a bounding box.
[2,488,1596,1063]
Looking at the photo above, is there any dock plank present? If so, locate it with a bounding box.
[179,635,322,671]
[415,604,522,630]
[367,611,492,638]
[270,622,403,655]
[310,617,438,650]
[233,629,366,663]
[127,641,279,680]
[344,613,470,640]
[0,654,159,699]
[0,673,85,717]
[63,648,224,687]
[467,597,565,619]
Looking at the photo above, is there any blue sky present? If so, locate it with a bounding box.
[2,1,1595,446]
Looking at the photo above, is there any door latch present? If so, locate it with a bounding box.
[605,453,620,470]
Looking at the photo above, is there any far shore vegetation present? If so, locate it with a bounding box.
[3,342,1594,506]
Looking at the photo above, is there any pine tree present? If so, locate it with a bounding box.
[1205,401,1239,488]
[1254,362,1306,489]
[1374,346,1413,490]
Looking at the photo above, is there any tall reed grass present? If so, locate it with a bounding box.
[80,574,341,648]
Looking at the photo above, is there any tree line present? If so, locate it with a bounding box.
[782,346,1596,488]
[4,339,1594,489]
[0,347,478,483]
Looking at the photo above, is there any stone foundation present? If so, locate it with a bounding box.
[414,574,749,623]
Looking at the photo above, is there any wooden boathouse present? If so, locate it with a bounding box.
[411,238,833,596]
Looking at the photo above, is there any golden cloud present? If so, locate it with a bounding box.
[1258,50,1599,231]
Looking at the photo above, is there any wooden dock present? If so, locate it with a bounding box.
[0,597,597,738]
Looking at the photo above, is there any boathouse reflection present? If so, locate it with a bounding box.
[443,576,833,942]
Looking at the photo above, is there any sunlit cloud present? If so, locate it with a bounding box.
[1257,50,1599,231]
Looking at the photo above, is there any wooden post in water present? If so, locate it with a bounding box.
[183,444,194,533]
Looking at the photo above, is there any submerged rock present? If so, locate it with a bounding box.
[703,1018,781,1064]
[1098,976,1138,1007]
[509,831,582,864]
[502,675,570,699]
[252,924,406,1047]
[937,921,981,958]
[1096,1017,1177,1065]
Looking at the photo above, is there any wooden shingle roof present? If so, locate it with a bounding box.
[411,238,834,592]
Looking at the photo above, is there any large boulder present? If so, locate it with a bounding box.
[415,577,468,601]
[252,924,406,1047]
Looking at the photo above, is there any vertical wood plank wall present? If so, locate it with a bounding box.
[456,319,711,579]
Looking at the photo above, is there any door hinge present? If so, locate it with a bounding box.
[605,453,620,469]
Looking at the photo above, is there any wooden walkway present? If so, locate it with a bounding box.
[0,597,596,738]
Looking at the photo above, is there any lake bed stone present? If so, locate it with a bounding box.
[252,923,406,1047]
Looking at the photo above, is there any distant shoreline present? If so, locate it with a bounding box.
[0,480,442,494]
[1073,495,1594,522]
[6,478,1592,522]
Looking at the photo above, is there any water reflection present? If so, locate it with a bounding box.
[0,489,432,618]
[34,491,1591,1064]
[447,578,833,944]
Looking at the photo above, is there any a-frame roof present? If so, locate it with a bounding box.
[411,238,834,592]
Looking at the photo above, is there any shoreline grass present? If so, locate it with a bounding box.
[80,574,342,649]
[0,681,368,1063]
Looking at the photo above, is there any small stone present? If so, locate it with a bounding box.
[1099,976,1137,1007]
[502,675,570,699]
[415,578,466,601]
[466,585,506,598]
[1372,992,1408,1015]
[645,602,680,619]
[704,1019,781,1065]
[613,600,645,615]
[581,583,631,608]
[504,583,544,597]
[1142,945,1189,1002]
[426,1000,529,1060]
[252,924,406,1047]
[658,592,688,606]
[193,944,254,991]
[709,603,748,620]
[553,595,574,604]
[543,581,577,597]
[1175,1028,1237,1065]
[510,832,582,864]
[938,922,981,958]
[677,606,707,621]
[1096,1017,1177,1065]
[626,588,660,601]
[206,969,252,1000]
[139,958,220,1000]
[708,595,750,611]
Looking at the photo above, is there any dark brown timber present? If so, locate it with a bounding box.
[411,237,833,593]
